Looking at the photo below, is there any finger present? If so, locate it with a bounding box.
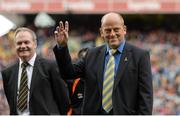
[56,26,60,33]
[65,21,69,32]
[54,31,58,38]
[59,21,64,31]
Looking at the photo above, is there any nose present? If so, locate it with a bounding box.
[21,43,26,48]
[110,29,115,36]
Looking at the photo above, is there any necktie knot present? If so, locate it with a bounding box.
[21,62,29,68]
[110,49,117,56]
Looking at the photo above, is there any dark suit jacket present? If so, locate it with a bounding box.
[53,42,153,115]
[2,56,69,115]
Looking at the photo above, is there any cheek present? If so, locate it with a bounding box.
[16,46,19,50]
[103,33,111,38]
[103,36,110,42]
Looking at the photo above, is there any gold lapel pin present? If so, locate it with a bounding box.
[124,57,128,62]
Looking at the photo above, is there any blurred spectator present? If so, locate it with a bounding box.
[67,47,88,115]
[0,73,10,115]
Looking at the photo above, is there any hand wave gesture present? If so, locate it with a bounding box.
[54,21,69,46]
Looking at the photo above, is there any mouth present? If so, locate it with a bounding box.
[109,39,116,43]
[18,48,30,52]
[19,50,29,53]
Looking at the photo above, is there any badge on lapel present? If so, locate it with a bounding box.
[124,57,128,62]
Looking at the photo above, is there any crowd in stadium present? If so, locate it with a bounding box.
[0,22,179,114]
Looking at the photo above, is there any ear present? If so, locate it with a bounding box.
[99,27,103,38]
[35,44,37,49]
[123,25,127,34]
[34,40,38,48]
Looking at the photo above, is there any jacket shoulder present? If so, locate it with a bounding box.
[36,56,56,65]
[2,63,17,74]
[125,42,149,54]
[1,63,18,82]
[35,56,58,71]
[87,44,106,54]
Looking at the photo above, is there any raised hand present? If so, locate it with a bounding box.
[54,21,69,46]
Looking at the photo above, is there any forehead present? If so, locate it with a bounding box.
[15,31,33,42]
[101,14,124,28]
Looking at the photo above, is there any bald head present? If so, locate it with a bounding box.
[101,12,125,27]
[100,12,126,49]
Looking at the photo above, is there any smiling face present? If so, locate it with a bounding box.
[14,28,37,62]
[100,13,126,49]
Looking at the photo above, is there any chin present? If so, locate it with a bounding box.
[19,54,29,59]
[109,44,118,49]
[20,55,27,58]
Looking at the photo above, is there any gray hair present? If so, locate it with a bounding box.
[14,27,37,42]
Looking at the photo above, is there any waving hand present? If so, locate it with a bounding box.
[54,21,69,46]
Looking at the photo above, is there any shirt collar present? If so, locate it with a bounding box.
[19,53,37,67]
[105,40,125,55]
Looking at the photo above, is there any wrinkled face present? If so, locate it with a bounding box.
[15,31,37,61]
[100,13,126,49]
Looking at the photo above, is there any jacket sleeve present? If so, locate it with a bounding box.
[53,45,85,80]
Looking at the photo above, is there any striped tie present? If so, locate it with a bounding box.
[102,49,116,113]
[17,62,29,112]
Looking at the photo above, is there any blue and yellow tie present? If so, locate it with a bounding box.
[102,49,116,113]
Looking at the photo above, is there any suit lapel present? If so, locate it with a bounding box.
[14,63,19,111]
[97,46,106,95]
[29,56,40,98]
[114,42,132,90]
